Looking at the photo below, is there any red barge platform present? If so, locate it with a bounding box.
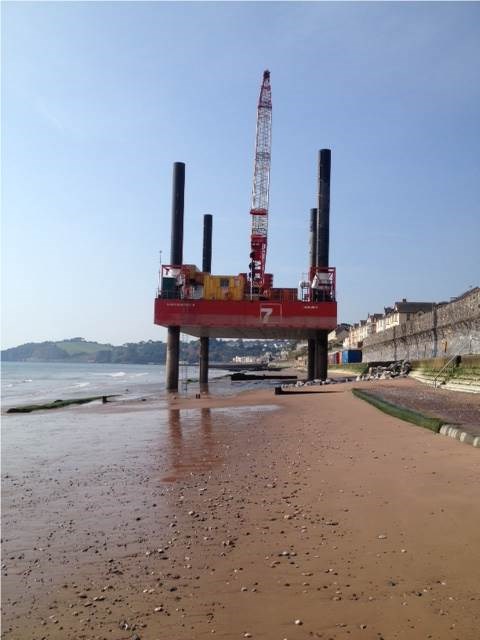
[154,267,337,340]
[154,296,337,340]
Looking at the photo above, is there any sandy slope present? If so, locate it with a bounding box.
[2,382,479,639]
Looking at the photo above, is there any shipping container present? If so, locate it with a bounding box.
[228,275,244,301]
[162,276,176,290]
[342,349,362,364]
[328,351,341,365]
[202,275,216,300]
[203,275,244,301]
[161,277,178,297]
[269,288,298,302]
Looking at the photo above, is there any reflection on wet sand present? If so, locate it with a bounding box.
[163,407,218,481]
[201,406,214,449]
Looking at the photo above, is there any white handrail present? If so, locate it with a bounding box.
[433,336,472,389]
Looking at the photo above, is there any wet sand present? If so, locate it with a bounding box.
[2,382,479,639]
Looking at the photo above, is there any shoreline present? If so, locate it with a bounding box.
[2,380,479,639]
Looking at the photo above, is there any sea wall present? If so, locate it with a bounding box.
[362,288,480,363]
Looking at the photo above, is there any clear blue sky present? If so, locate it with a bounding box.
[2,1,479,349]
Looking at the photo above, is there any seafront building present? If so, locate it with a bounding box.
[330,289,479,364]
[327,323,351,346]
[343,299,435,350]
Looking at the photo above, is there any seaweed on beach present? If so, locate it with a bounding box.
[352,388,445,432]
[6,396,113,414]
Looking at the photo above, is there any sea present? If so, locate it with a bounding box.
[1,361,280,486]
[0,360,291,410]
[0,361,234,408]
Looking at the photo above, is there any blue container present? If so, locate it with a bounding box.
[342,349,362,364]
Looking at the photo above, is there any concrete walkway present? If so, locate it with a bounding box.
[354,377,480,447]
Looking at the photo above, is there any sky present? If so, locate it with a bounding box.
[2,1,479,349]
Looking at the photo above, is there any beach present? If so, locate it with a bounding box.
[2,379,479,639]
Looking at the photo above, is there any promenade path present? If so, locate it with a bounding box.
[353,377,480,439]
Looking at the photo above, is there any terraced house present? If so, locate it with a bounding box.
[376,299,435,333]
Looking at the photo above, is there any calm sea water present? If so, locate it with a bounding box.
[1,361,279,485]
[1,361,233,407]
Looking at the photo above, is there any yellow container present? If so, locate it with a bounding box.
[203,275,244,300]
[203,275,220,300]
[229,276,244,300]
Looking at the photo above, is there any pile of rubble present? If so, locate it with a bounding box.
[298,378,335,387]
[356,360,411,382]
[277,361,412,392]
[283,377,355,389]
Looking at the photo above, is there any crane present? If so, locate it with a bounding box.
[248,70,272,295]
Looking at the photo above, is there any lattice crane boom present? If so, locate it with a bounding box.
[248,70,272,293]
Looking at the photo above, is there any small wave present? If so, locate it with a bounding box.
[132,372,149,378]
[22,379,33,383]
[109,372,126,378]
[69,382,90,389]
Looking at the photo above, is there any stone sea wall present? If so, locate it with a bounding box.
[362,288,480,363]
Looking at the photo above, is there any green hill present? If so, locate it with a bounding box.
[1,337,297,365]
[55,338,114,355]
[1,338,115,363]
[1,341,69,362]
[1,338,164,364]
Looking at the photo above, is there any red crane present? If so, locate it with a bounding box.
[248,70,272,295]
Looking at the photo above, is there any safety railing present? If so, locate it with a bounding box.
[433,336,472,389]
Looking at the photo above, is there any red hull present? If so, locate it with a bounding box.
[154,298,337,339]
